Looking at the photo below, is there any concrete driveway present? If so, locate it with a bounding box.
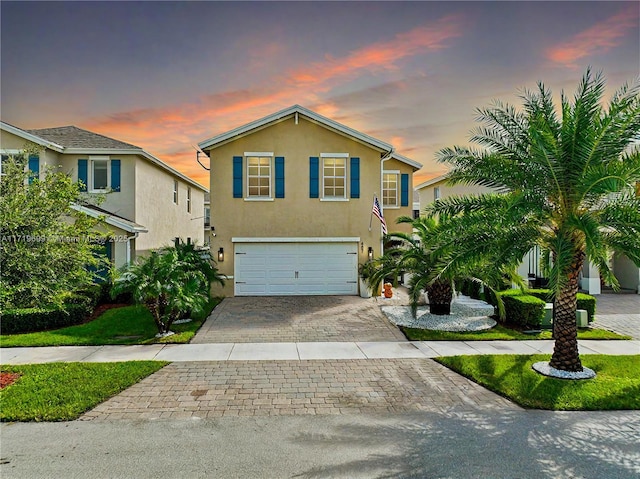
[192,296,407,343]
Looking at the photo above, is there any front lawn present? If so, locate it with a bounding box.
[0,297,223,347]
[0,361,167,421]
[402,324,630,341]
[436,354,640,410]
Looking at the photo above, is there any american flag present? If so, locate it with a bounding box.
[372,196,387,235]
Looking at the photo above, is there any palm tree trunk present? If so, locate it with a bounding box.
[549,250,585,372]
[427,280,453,315]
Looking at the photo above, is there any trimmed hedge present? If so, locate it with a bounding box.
[526,288,596,322]
[497,290,545,328]
[1,302,91,334]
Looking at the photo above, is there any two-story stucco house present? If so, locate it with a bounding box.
[1,122,207,269]
[198,105,422,297]
[415,175,640,295]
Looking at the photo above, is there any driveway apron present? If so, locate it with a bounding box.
[192,296,407,343]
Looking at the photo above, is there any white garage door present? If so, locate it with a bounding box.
[234,242,358,296]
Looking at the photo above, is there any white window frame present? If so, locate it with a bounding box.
[321,152,348,201]
[89,156,110,193]
[1,149,38,184]
[434,186,441,201]
[173,180,179,204]
[382,170,400,208]
[245,151,273,200]
[187,187,192,213]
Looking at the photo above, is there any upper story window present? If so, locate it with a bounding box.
[434,186,441,201]
[1,151,39,184]
[246,153,273,198]
[204,206,211,227]
[80,156,120,193]
[173,180,178,204]
[187,187,192,213]
[92,159,109,191]
[382,172,399,207]
[322,155,347,199]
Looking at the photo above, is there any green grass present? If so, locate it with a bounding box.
[0,297,223,347]
[0,361,167,421]
[402,324,630,341]
[436,354,640,410]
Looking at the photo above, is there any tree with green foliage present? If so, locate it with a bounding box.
[111,242,224,336]
[429,69,640,374]
[0,148,107,309]
[369,216,519,318]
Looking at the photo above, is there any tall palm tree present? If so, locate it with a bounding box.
[430,69,640,373]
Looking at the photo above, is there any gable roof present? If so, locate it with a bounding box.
[414,174,449,190]
[198,104,422,170]
[1,121,207,192]
[27,126,139,149]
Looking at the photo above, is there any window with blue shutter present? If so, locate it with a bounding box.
[111,159,121,192]
[350,157,360,198]
[233,156,243,198]
[78,159,88,192]
[309,157,319,198]
[401,173,409,207]
[28,155,39,185]
[275,156,285,198]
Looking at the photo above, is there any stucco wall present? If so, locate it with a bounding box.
[59,154,137,221]
[613,254,640,293]
[417,178,494,214]
[206,116,415,296]
[134,159,205,253]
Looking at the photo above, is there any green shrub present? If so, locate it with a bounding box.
[1,302,91,334]
[526,288,596,322]
[498,291,545,328]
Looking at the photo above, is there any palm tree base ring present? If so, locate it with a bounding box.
[532,361,596,380]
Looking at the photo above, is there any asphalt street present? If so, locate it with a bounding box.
[2,410,639,479]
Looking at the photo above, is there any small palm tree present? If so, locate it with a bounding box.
[111,243,223,336]
[431,69,640,373]
[170,240,225,298]
[370,216,519,318]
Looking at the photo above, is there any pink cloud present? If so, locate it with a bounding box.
[81,15,466,187]
[289,15,465,88]
[546,5,639,68]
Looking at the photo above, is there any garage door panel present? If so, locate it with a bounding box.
[235,242,358,296]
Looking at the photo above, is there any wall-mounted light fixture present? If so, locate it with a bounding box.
[367,247,373,261]
[218,247,224,262]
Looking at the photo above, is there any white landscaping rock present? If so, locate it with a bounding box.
[382,305,496,332]
[532,361,596,380]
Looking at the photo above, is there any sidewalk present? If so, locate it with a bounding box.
[2,339,638,365]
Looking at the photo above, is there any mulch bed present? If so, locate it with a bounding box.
[0,372,21,389]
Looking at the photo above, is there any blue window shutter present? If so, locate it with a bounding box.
[233,156,243,198]
[275,156,285,198]
[401,173,409,207]
[309,157,319,198]
[78,159,88,191]
[28,155,39,184]
[111,159,121,192]
[350,157,360,198]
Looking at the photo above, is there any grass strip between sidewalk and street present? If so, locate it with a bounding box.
[0,361,168,422]
[402,324,630,341]
[0,297,222,348]
[436,354,640,410]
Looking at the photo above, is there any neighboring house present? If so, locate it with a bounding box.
[198,104,422,297]
[415,175,640,294]
[1,122,207,269]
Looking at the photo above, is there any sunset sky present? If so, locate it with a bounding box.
[2,1,638,187]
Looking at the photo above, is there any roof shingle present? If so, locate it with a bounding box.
[26,126,140,150]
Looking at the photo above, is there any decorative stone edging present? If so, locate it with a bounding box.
[532,361,596,380]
